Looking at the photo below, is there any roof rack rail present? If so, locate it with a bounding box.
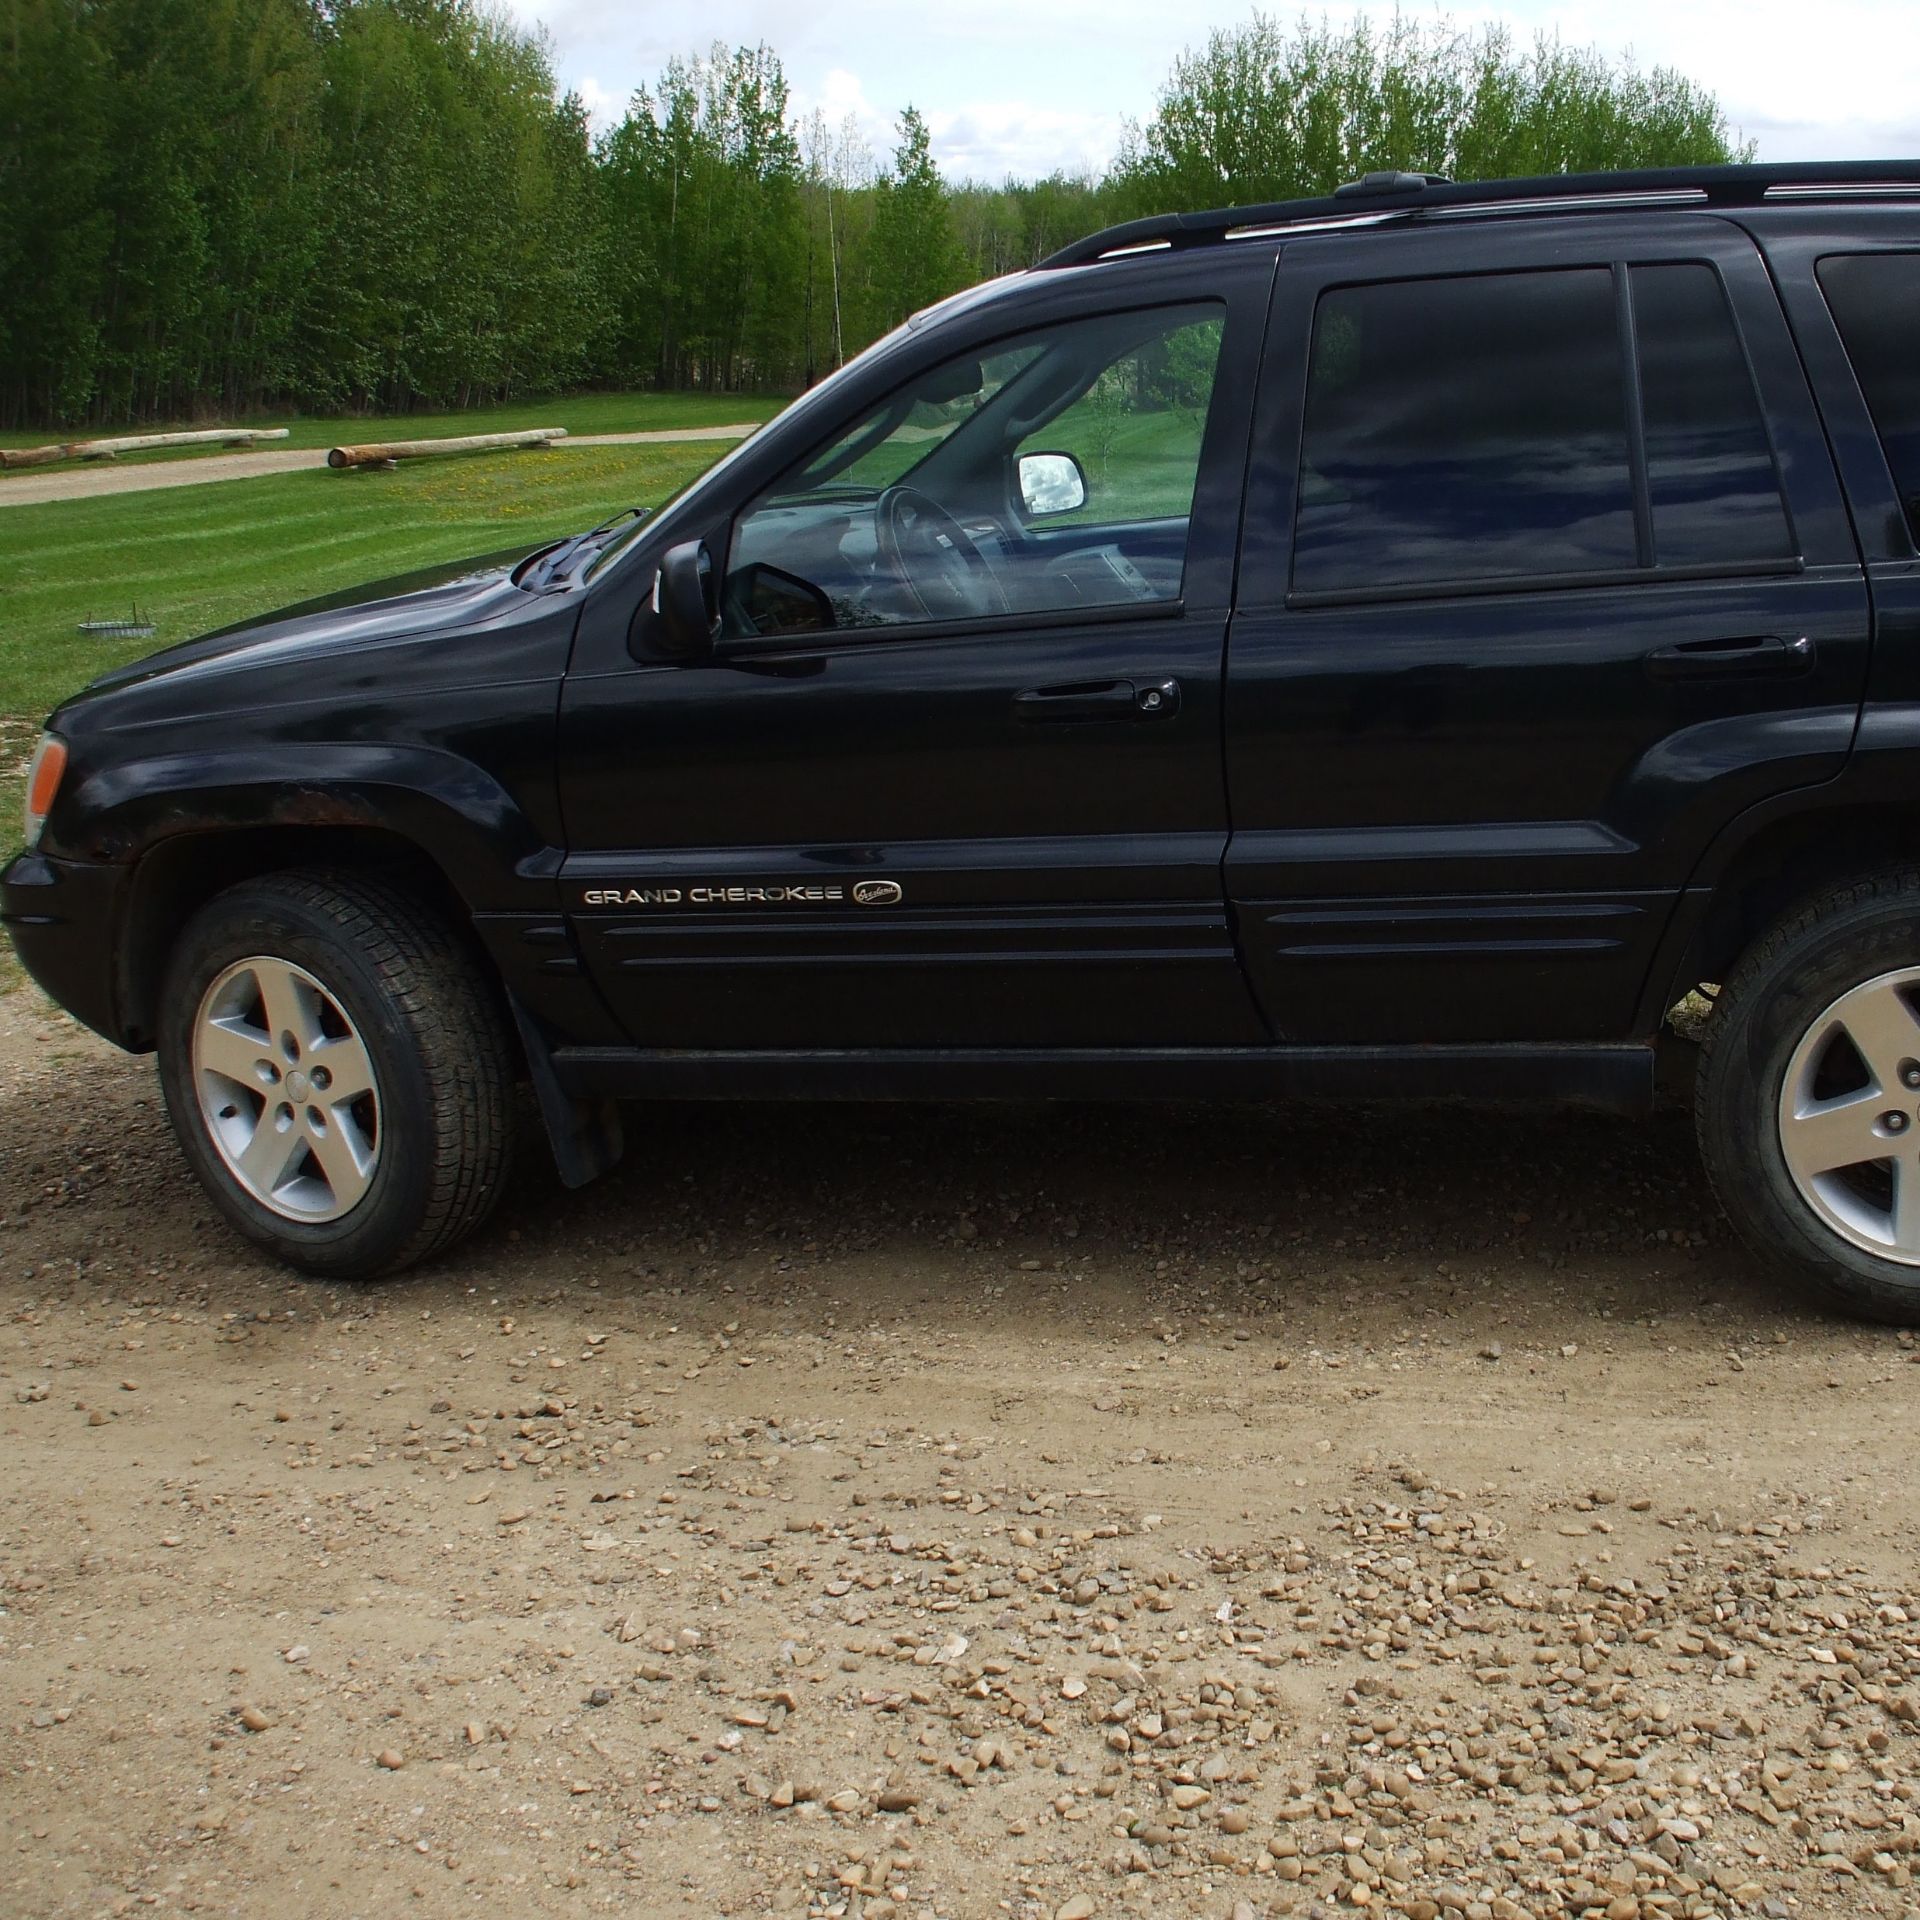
[1035,159,1920,270]
[1335,169,1450,198]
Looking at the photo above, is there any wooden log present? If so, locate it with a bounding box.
[73,427,291,458]
[327,427,567,470]
[1,427,291,470]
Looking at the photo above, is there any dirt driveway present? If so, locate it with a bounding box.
[0,427,757,509]
[4,981,1919,1920]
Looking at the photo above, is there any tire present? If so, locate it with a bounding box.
[1698,868,1920,1325]
[156,870,515,1279]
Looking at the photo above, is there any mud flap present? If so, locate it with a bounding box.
[508,997,624,1189]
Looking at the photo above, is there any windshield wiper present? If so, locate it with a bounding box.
[519,506,650,590]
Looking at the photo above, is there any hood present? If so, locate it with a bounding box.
[76,544,542,702]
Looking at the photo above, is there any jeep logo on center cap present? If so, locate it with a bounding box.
[852,880,903,906]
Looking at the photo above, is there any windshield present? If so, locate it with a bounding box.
[588,318,922,581]
[589,276,1032,581]
[785,341,1046,496]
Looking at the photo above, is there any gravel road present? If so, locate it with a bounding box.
[4,981,1920,1920]
[0,426,758,508]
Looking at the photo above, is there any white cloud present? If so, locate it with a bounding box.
[816,68,879,126]
[926,103,1124,183]
[571,73,620,129]
[789,66,889,151]
[1449,0,1920,159]
[512,0,1920,180]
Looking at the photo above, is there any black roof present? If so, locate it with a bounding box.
[1037,160,1920,270]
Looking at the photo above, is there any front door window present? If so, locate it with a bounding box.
[722,304,1225,639]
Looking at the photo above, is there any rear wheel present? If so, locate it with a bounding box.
[1698,870,1920,1324]
[157,871,515,1278]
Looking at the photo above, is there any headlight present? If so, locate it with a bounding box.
[22,732,67,850]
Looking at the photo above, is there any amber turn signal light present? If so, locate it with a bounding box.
[23,733,67,848]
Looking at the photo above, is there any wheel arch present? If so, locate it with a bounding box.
[119,824,478,1050]
[55,741,556,1049]
[1664,803,1920,1012]
[124,824,629,1196]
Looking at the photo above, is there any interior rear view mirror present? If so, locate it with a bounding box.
[919,358,984,405]
[1018,450,1088,517]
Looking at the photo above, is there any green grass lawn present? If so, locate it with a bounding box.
[1025,402,1210,525]
[0,436,736,999]
[0,389,785,461]
[0,410,761,999]
[839,402,1207,522]
[0,439,730,727]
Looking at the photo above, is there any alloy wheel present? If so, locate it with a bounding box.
[1777,966,1920,1263]
[191,955,381,1221]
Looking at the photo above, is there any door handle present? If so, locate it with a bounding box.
[1012,678,1181,722]
[1645,635,1814,681]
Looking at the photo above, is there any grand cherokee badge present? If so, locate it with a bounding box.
[577,879,907,908]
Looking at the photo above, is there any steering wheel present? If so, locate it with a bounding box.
[874,485,1009,620]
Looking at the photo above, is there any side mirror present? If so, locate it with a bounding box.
[1017,450,1088,517]
[651,539,718,659]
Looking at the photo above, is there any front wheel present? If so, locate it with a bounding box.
[156,871,516,1279]
[1698,870,1920,1324]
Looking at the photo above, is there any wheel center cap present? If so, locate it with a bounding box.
[285,1069,312,1103]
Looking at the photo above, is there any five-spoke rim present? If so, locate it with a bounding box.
[191,956,380,1223]
[1778,966,1920,1264]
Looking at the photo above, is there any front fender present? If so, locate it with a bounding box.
[44,741,561,911]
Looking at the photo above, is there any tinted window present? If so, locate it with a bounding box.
[724,304,1225,638]
[1293,269,1635,594]
[1633,263,1793,566]
[1820,252,1920,537]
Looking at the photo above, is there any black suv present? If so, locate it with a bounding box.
[14,160,1920,1319]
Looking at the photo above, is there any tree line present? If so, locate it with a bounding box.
[0,2,1746,430]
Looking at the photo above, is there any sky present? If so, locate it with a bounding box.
[505,0,1920,182]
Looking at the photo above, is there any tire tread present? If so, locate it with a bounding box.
[1697,865,1920,1324]
[161,869,515,1278]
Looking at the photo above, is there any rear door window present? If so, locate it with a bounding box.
[1291,262,1796,598]
[1293,268,1636,595]
[1818,252,1920,537]
[1633,262,1795,566]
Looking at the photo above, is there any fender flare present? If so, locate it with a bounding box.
[51,741,563,911]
